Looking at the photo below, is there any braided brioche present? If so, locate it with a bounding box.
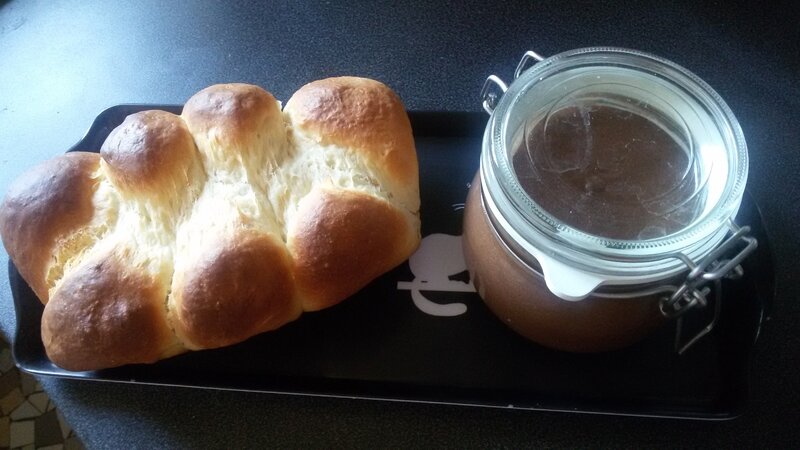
[0,77,421,371]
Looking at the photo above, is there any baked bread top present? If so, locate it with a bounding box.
[0,77,421,371]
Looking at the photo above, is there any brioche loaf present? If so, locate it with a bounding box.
[0,77,421,371]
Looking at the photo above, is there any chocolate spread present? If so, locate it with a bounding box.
[512,104,698,240]
[462,175,664,352]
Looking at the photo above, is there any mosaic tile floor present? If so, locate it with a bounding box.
[0,336,83,450]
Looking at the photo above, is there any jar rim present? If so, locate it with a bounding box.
[483,47,749,279]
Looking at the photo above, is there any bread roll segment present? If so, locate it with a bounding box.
[285,77,420,213]
[288,187,419,312]
[100,110,199,196]
[171,228,300,350]
[0,77,421,371]
[0,153,101,302]
[41,241,182,372]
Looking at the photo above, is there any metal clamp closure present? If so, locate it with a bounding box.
[513,50,545,79]
[659,220,757,320]
[480,75,507,114]
[658,220,758,354]
[481,50,546,114]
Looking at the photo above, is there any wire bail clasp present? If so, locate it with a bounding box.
[660,220,757,319]
[481,50,545,114]
[514,50,545,79]
[660,220,758,353]
[480,76,507,114]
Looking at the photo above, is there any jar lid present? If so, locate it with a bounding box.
[481,48,749,299]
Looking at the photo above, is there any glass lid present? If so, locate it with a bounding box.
[488,48,748,262]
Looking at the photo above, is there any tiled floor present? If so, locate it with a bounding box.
[0,336,83,450]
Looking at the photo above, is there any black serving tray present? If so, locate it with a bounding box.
[9,107,775,420]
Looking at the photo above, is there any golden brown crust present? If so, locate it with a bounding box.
[0,152,99,302]
[285,77,418,193]
[288,188,418,311]
[182,83,283,154]
[172,229,300,349]
[2,79,421,371]
[41,247,177,371]
[100,110,197,193]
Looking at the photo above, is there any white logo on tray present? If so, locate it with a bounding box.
[396,232,476,317]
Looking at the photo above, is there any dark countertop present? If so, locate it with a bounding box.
[1,0,798,447]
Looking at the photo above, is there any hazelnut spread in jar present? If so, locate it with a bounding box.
[513,104,697,240]
[463,48,756,352]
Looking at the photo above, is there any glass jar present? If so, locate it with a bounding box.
[463,48,757,352]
